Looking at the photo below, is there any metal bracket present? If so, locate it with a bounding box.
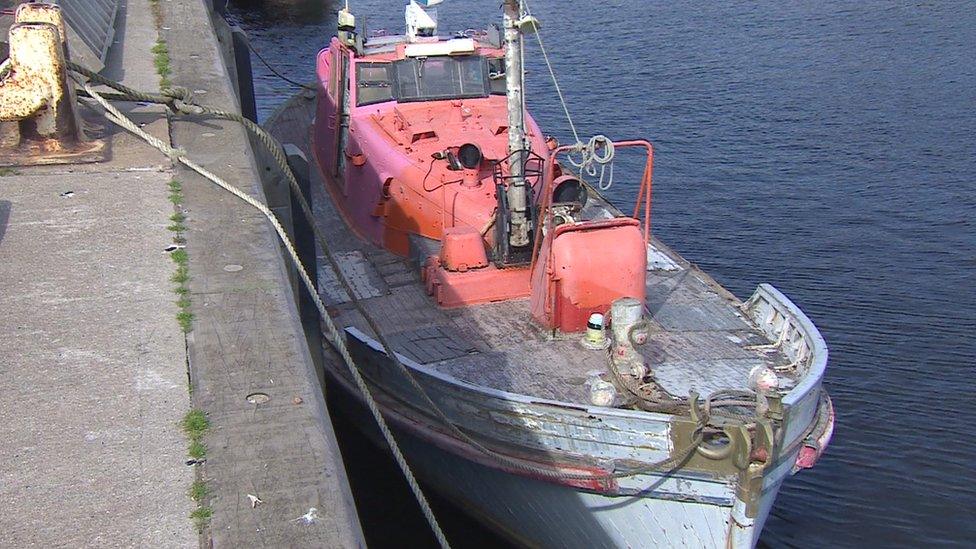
[765,392,784,421]
[736,463,766,519]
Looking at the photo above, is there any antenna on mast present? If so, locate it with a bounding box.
[338,2,357,48]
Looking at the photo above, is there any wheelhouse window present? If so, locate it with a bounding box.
[356,63,394,106]
[393,56,489,102]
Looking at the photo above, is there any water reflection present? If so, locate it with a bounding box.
[228,0,336,24]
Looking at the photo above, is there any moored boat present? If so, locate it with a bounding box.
[266,1,834,546]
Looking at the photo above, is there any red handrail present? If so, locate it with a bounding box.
[530,139,654,270]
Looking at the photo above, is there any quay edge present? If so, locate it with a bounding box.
[159,0,364,545]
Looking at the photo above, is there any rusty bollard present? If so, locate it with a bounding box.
[15,2,71,53]
[0,3,104,166]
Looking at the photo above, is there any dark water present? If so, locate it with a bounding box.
[225,1,976,546]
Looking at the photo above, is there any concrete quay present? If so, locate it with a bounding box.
[0,0,363,546]
[0,167,195,548]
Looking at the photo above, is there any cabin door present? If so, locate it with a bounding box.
[319,46,349,193]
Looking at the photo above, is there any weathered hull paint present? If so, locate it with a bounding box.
[326,349,798,548]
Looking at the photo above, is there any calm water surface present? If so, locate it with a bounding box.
[226,1,976,546]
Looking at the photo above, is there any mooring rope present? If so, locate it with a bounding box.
[71,76,452,549]
[244,38,317,91]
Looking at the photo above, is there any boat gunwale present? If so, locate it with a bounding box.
[346,300,828,438]
[743,283,828,408]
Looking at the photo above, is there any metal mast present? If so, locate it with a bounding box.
[502,0,530,251]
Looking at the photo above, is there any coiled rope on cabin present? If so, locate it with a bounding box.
[569,134,616,190]
[68,74,452,549]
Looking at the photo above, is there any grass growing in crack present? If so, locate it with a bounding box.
[167,180,192,332]
[151,40,171,88]
[176,310,194,333]
[170,177,206,532]
[171,265,190,285]
[168,182,187,243]
[189,506,213,532]
[189,480,209,502]
[171,248,188,266]
[188,439,207,460]
[183,409,209,436]
[0,167,19,176]
[182,409,209,459]
[168,180,183,203]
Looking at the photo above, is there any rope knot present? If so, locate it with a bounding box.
[160,87,200,114]
[161,86,193,102]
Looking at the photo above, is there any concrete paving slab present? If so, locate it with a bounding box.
[0,171,195,548]
[0,0,202,545]
[0,0,361,545]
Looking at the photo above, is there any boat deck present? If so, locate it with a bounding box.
[268,93,798,407]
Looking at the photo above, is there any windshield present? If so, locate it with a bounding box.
[393,56,488,102]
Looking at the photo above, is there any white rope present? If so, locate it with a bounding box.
[521,0,579,144]
[519,1,617,191]
[77,81,452,549]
